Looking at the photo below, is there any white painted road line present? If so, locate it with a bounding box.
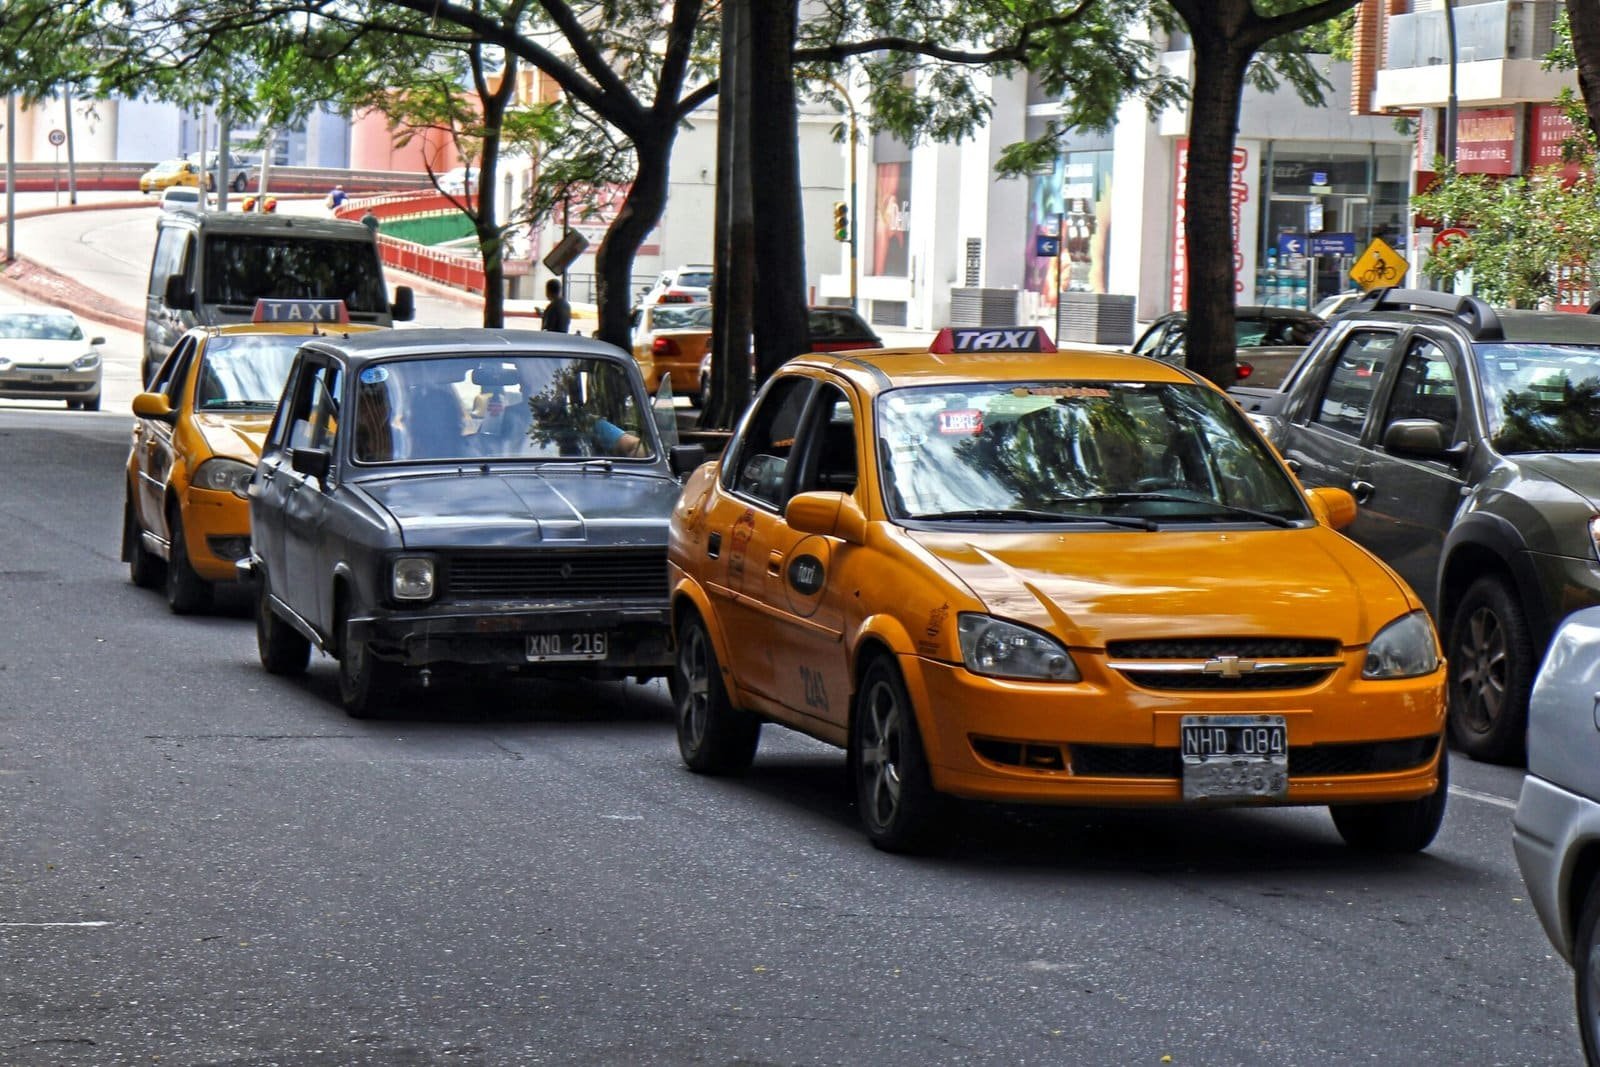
[0,921,112,928]
[1450,785,1518,811]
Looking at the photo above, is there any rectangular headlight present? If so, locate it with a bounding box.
[392,557,436,601]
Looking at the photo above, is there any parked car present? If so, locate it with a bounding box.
[695,306,884,412]
[1244,287,1600,763]
[123,302,381,613]
[1513,605,1600,1064]
[1132,306,1325,387]
[641,265,713,307]
[245,329,705,718]
[189,151,256,193]
[157,186,205,216]
[139,158,203,195]
[632,302,712,400]
[0,305,104,410]
[668,324,1447,853]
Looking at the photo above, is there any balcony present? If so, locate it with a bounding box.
[1374,0,1569,109]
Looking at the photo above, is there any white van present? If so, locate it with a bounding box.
[143,211,414,384]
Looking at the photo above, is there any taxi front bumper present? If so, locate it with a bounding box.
[901,654,1446,807]
[181,485,253,582]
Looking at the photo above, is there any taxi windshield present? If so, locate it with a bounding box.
[195,335,302,410]
[352,355,653,464]
[1474,343,1600,454]
[876,380,1309,525]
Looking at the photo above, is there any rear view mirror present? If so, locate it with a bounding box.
[291,447,331,482]
[91,337,106,346]
[668,443,706,477]
[391,286,416,322]
[1382,418,1463,462]
[1305,486,1357,531]
[785,490,867,545]
[131,392,174,421]
[163,274,194,311]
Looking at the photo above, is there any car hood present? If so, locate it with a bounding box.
[194,412,274,462]
[0,339,94,367]
[1508,453,1600,508]
[357,467,681,548]
[904,525,1414,648]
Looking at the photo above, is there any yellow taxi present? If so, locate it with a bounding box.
[631,302,712,398]
[138,158,202,194]
[667,326,1448,853]
[122,301,380,613]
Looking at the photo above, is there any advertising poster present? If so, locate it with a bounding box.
[872,162,911,277]
[1025,151,1113,310]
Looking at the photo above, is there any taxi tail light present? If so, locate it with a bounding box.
[653,337,681,357]
[658,292,694,304]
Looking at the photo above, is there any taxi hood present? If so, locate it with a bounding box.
[905,525,1417,648]
[356,466,681,548]
[194,411,274,463]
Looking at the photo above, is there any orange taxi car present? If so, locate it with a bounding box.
[667,326,1448,853]
[122,300,379,613]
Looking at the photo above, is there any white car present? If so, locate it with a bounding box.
[158,186,205,216]
[0,306,105,411]
[436,166,479,195]
[1513,604,1600,1063]
[640,264,713,307]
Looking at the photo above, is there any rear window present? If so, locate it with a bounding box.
[809,309,875,340]
[675,271,713,289]
[202,234,388,314]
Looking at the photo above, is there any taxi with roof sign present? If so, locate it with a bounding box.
[122,300,380,613]
[667,324,1449,853]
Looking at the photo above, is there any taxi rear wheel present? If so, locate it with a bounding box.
[255,573,310,676]
[851,655,944,853]
[338,613,400,719]
[672,613,759,774]
[1329,744,1448,853]
[164,503,212,615]
[1573,876,1600,1065]
[125,497,164,589]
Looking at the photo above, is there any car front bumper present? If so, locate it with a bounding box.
[179,485,253,582]
[1513,773,1600,964]
[901,654,1446,807]
[0,365,101,402]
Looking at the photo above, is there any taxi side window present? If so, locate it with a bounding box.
[791,385,858,496]
[1311,329,1397,438]
[1382,338,1460,442]
[149,336,197,397]
[729,377,814,509]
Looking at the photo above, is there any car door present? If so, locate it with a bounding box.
[250,357,313,589]
[282,360,344,637]
[707,374,815,702]
[759,380,861,734]
[1345,331,1471,615]
[134,336,198,537]
[1275,326,1402,500]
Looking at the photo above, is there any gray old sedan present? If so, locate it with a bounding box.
[244,329,704,718]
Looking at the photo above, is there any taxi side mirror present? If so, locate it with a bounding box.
[785,490,866,545]
[1305,486,1356,531]
[131,392,174,421]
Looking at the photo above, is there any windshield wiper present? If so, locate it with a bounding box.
[1060,492,1298,528]
[200,401,275,411]
[912,508,1156,530]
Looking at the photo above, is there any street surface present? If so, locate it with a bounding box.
[0,199,1583,1065]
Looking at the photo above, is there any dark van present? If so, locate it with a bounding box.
[143,211,414,384]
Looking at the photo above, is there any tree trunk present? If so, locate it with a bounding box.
[597,136,673,352]
[474,49,517,328]
[1567,0,1600,145]
[708,0,755,429]
[1181,35,1251,389]
[747,0,808,383]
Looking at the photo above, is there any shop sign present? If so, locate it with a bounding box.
[1171,140,1252,312]
[1456,107,1518,175]
[1530,104,1585,182]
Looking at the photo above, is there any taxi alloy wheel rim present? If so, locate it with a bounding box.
[1455,605,1507,735]
[677,626,711,750]
[860,678,904,829]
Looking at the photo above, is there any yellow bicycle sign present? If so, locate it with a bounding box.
[1350,237,1409,290]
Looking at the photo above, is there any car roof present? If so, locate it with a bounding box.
[155,212,374,240]
[1340,288,1600,344]
[296,328,634,368]
[187,321,387,344]
[802,345,1199,393]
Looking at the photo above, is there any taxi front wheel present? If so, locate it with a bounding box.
[125,497,163,590]
[852,656,945,854]
[672,613,759,774]
[1328,745,1448,853]
[164,504,212,615]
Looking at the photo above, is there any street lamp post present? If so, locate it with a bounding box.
[1443,0,1458,168]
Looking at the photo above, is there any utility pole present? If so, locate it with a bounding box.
[825,75,859,310]
[64,89,78,205]
[5,94,15,263]
[1443,0,1458,168]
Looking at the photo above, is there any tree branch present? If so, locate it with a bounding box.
[793,0,1096,67]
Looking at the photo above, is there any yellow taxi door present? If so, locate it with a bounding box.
[135,336,197,539]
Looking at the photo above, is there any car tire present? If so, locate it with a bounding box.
[1447,575,1533,764]
[1329,743,1448,853]
[1574,876,1600,1065]
[338,611,400,719]
[671,612,759,773]
[256,571,310,676]
[164,502,212,615]
[697,374,711,413]
[125,496,164,589]
[851,654,945,853]
[232,173,247,192]
[82,395,100,412]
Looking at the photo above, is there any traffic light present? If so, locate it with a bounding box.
[832,200,850,243]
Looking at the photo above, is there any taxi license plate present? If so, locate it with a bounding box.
[526,631,608,662]
[1180,714,1288,801]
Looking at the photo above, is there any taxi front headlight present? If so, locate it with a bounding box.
[957,613,1079,682]
[71,352,100,371]
[1363,610,1440,679]
[192,457,255,495]
[392,557,436,602]
[1589,516,1600,561]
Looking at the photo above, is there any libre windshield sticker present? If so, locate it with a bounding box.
[937,409,983,435]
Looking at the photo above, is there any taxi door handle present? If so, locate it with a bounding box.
[767,551,784,576]
[1350,479,1374,504]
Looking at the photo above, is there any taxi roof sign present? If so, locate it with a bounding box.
[929,326,1057,354]
[252,298,350,324]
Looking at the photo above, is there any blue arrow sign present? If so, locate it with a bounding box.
[1035,235,1060,257]
[1309,233,1357,256]
[1276,234,1305,257]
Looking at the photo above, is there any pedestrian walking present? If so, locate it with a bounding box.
[542,279,571,333]
[360,209,380,234]
[325,184,347,212]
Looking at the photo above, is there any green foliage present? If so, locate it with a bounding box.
[1413,166,1600,307]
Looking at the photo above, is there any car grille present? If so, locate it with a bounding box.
[1062,736,1439,779]
[1106,636,1344,692]
[445,548,669,601]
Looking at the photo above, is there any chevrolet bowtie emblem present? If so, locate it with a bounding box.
[1202,655,1258,679]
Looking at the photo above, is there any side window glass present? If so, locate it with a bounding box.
[308,364,343,451]
[150,229,180,296]
[180,236,197,287]
[163,339,198,404]
[792,385,859,497]
[149,337,194,397]
[1155,324,1187,365]
[282,360,334,453]
[729,377,814,509]
[1382,339,1459,443]
[1133,323,1165,357]
[1311,330,1398,437]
